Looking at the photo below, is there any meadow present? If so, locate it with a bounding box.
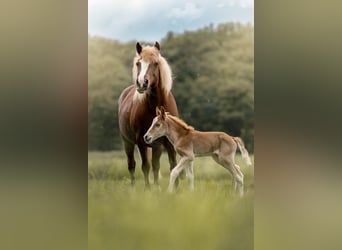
[88,150,254,250]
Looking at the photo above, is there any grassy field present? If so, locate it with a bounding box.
[89,150,254,250]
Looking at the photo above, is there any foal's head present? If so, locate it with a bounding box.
[133,42,161,94]
[144,106,168,144]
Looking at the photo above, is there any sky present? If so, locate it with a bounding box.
[88,0,254,42]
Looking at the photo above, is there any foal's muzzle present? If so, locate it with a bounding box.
[143,134,152,144]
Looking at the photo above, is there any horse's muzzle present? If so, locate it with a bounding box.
[136,88,144,94]
[136,79,149,93]
[144,134,152,144]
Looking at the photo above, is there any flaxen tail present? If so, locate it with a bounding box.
[233,137,252,166]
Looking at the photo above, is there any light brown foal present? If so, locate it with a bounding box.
[144,107,252,196]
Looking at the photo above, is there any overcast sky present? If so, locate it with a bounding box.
[88,0,254,42]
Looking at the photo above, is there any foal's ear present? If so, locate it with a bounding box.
[136,42,142,55]
[154,41,160,51]
[160,106,166,120]
[156,106,166,119]
[156,106,161,116]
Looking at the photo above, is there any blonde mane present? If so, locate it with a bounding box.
[166,113,194,131]
[132,44,173,93]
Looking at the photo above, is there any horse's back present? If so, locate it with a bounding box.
[191,131,236,155]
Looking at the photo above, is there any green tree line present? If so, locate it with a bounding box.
[88,23,254,152]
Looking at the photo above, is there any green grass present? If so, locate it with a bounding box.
[89,150,254,250]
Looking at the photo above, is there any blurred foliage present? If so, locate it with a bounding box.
[88,23,254,151]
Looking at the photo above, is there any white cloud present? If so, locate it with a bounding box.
[88,0,253,41]
[216,0,254,9]
[167,3,203,20]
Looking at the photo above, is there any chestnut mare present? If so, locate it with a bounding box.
[118,42,179,188]
[144,107,252,196]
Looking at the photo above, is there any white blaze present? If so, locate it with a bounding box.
[137,60,149,86]
[145,117,158,137]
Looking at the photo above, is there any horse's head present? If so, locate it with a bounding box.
[144,106,168,144]
[133,42,162,94]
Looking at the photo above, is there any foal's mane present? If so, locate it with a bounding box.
[166,113,194,131]
[132,45,173,93]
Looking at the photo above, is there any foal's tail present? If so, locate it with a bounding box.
[233,137,252,166]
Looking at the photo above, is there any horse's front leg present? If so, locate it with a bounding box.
[137,142,151,189]
[168,157,192,193]
[123,141,136,186]
[152,145,162,186]
[163,138,183,187]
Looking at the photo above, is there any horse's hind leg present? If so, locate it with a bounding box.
[212,153,233,185]
[227,160,244,196]
[234,164,244,184]
[212,153,244,196]
[137,143,151,188]
[234,163,244,196]
[152,145,162,186]
[185,161,194,191]
[124,142,136,185]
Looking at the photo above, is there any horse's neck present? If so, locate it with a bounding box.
[148,84,167,108]
[165,118,188,146]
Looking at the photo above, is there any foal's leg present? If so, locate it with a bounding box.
[212,153,234,187]
[234,164,244,184]
[124,141,136,185]
[137,143,151,188]
[163,138,182,187]
[168,157,191,193]
[226,160,244,197]
[185,162,194,191]
[234,163,244,196]
[152,145,162,186]
[213,153,244,196]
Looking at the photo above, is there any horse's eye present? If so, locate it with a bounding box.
[154,62,158,67]
[136,61,141,66]
[156,123,160,127]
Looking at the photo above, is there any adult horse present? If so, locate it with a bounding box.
[118,42,179,188]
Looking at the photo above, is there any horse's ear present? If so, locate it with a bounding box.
[160,106,166,120]
[160,106,165,113]
[156,106,161,116]
[136,42,142,55]
[154,41,160,51]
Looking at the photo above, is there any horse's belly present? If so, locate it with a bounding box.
[192,134,219,156]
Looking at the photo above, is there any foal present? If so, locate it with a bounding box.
[144,107,252,195]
